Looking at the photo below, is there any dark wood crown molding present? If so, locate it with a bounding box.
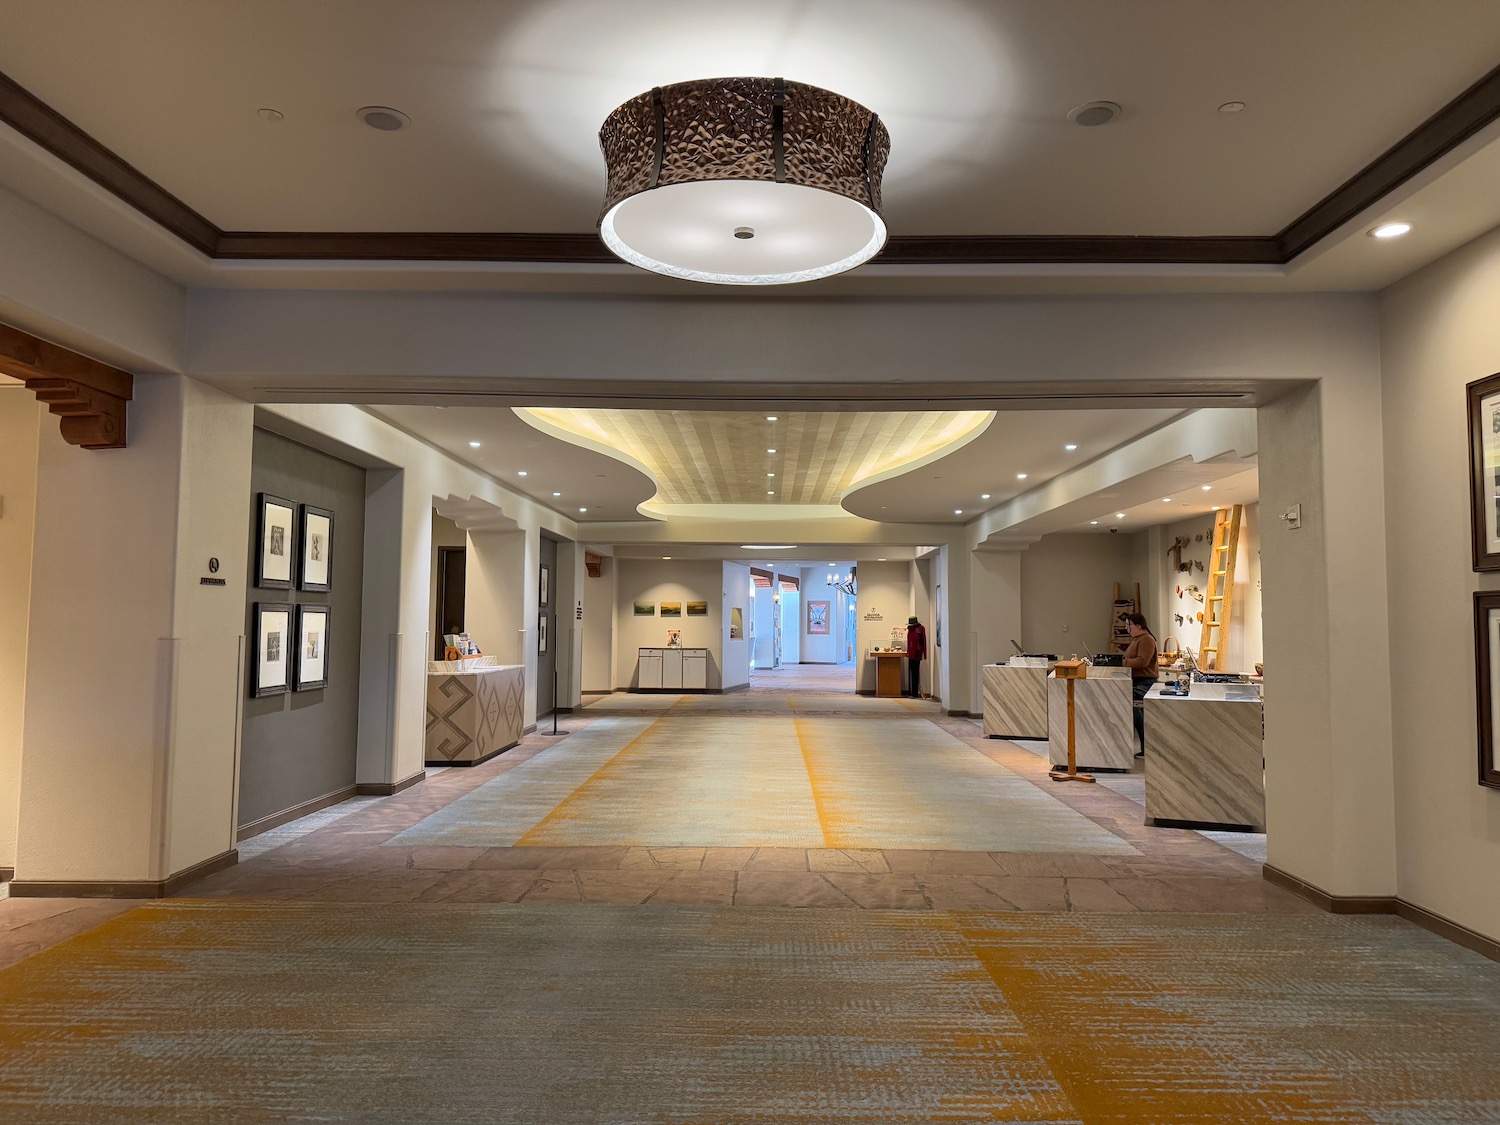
[2,59,1500,268]
[0,322,132,449]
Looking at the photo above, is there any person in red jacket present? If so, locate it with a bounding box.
[905,616,927,698]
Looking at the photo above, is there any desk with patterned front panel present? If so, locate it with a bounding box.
[425,664,526,765]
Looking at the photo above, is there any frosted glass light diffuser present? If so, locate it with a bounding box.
[598,77,890,285]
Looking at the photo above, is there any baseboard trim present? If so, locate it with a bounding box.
[1263,864,1500,963]
[237,785,358,842]
[947,709,982,719]
[427,740,518,767]
[355,770,426,797]
[9,848,239,900]
[0,866,13,883]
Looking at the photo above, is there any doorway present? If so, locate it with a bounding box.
[434,546,466,660]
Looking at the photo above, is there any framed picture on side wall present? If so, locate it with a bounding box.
[539,611,549,653]
[294,604,330,691]
[256,494,295,589]
[539,564,550,606]
[1467,372,1500,571]
[298,504,334,592]
[1474,592,1500,790]
[252,602,293,696]
[807,600,830,635]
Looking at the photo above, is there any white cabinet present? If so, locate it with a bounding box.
[638,648,664,689]
[663,648,684,688]
[682,650,708,689]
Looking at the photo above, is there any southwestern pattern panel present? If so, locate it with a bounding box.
[424,666,525,765]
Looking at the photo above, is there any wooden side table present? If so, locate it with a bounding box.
[872,650,906,698]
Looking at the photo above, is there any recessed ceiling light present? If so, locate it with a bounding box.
[742,544,796,550]
[767,472,775,477]
[357,105,410,132]
[766,415,778,422]
[1161,497,1173,502]
[468,441,481,448]
[1201,485,1212,491]
[1090,520,1099,526]
[257,108,284,123]
[828,562,835,567]
[518,471,528,477]
[1116,513,1126,519]
[578,507,587,513]
[1064,443,1078,452]
[662,556,672,560]
[1068,100,1121,127]
[1368,221,1412,239]
[981,493,991,500]
[1211,505,1221,511]
[1017,473,1028,480]
[767,448,776,453]
[1218,101,1246,114]
[552,492,562,497]
[954,509,964,515]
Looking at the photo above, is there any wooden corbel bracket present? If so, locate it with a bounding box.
[584,551,603,578]
[0,323,131,449]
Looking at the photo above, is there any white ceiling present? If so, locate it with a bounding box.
[0,0,1499,299]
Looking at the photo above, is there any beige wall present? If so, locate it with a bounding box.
[853,561,913,693]
[0,389,41,873]
[1154,507,1262,672]
[614,559,727,689]
[1019,532,1140,658]
[1380,223,1500,940]
[582,553,617,693]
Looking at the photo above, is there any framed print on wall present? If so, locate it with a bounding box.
[539,564,550,607]
[1468,372,1500,571]
[252,602,293,697]
[298,504,334,592]
[256,494,296,589]
[539,611,549,653]
[686,601,708,616]
[634,601,656,616]
[807,600,831,635]
[1475,592,1500,790]
[294,604,330,691]
[660,601,682,617]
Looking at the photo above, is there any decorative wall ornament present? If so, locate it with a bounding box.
[0,322,131,449]
[598,77,889,285]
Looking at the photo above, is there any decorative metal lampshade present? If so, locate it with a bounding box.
[598,77,890,285]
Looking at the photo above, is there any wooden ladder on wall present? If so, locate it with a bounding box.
[1198,504,1244,671]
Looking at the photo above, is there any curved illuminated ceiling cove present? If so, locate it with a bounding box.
[514,408,994,516]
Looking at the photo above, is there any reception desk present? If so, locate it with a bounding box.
[425,660,525,766]
[1143,684,1264,830]
[1046,667,1135,771]
[982,663,1050,738]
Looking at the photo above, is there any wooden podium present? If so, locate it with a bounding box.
[1049,660,1096,783]
[873,651,906,698]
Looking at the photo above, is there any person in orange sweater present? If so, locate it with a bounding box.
[1122,612,1158,757]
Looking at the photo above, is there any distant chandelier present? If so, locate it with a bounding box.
[826,568,856,596]
[597,78,890,285]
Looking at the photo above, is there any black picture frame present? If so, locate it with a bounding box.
[294,604,331,692]
[1475,592,1500,790]
[252,602,293,697]
[1467,372,1500,572]
[538,610,549,653]
[255,493,296,589]
[539,563,550,607]
[298,503,334,592]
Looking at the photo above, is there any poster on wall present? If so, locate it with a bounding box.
[1475,592,1500,790]
[539,611,549,653]
[661,601,682,617]
[1467,372,1500,571]
[256,494,295,589]
[686,601,708,616]
[539,564,551,606]
[298,504,334,592]
[294,604,330,691]
[252,603,292,696]
[807,600,830,635]
[730,607,744,639]
[634,600,656,616]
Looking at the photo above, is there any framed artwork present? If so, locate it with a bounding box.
[252,602,293,697]
[634,600,656,616]
[686,601,708,616]
[1468,373,1500,571]
[730,607,744,640]
[538,611,550,653]
[255,494,295,589]
[539,564,551,607]
[294,604,330,691]
[807,600,831,635]
[298,504,334,592]
[661,601,682,617]
[1475,592,1500,790]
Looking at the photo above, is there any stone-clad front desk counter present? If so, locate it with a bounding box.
[1143,684,1264,830]
[425,660,526,766]
[981,664,1049,738]
[1046,667,1136,771]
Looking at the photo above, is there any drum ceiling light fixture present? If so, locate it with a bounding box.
[597,77,891,285]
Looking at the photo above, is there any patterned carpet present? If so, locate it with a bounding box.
[388,714,1137,853]
[1,901,1497,1123]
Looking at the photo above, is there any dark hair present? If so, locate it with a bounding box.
[1125,612,1151,632]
